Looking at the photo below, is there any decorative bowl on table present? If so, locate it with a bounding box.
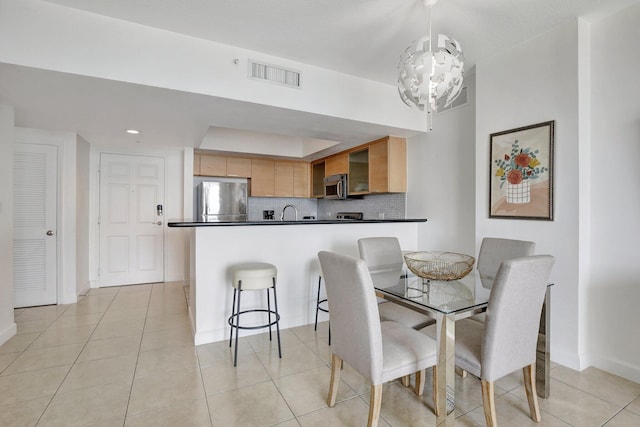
[403,251,475,281]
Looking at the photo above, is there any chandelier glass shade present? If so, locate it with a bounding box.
[398,1,464,129]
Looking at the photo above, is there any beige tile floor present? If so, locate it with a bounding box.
[1,281,640,426]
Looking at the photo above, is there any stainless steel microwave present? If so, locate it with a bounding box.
[323,173,348,199]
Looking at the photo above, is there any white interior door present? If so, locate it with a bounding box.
[99,153,165,286]
[13,143,58,308]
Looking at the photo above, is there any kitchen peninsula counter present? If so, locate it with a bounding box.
[176,219,425,345]
[168,218,427,227]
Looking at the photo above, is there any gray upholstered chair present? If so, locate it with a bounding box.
[422,255,554,427]
[357,237,435,329]
[318,251,439,427]
[477,237,535,280]
[471,237,536,324]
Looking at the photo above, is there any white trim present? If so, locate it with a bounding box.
[0,323,17,346]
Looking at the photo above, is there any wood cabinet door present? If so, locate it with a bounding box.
[200,154,227,176]
[325,153,348,176]
[293,162,309,197]
[227,157,252,177]
[311,161,325,198]
[193,154,201,176]
[274,161,294,197]
[386,137,407,192]
[368,140,389,193]
[251,159,275,196]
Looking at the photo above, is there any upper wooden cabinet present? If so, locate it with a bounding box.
[368,136,407,193]
[196,153,252,178]
[199,154,227,176]
[275,161,309,198]
[325,152,348,176]
[310,161,325,198]
[226,157,252,178]
[251,159,275,197]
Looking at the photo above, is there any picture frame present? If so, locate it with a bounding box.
[489,120,554,220]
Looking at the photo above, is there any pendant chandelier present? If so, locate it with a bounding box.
[398,0,464,130]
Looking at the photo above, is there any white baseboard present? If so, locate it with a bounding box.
[551,347,582,371]
[0,322,17,346]
[588,354,640,383]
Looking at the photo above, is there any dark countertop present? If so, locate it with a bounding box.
[167,218,427,227]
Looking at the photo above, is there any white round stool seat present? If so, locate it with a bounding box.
[231,262,277,290]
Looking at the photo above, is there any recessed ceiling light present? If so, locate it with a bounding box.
[126,129,140,135]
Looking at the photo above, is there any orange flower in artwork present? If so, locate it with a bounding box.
[507,169,523,185]
[514,153,531,168]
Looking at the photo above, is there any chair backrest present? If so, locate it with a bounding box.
[477,237,535,280]
[481,255,554,382]
[357,237,404,271]
[318,251,383,384]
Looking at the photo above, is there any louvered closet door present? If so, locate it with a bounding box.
[13,143,58,308]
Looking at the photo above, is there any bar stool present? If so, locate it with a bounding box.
[314,275,331,345]
[228,262,281,367]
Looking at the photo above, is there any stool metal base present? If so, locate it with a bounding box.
[228,278,282,367]
[314,276,331,345]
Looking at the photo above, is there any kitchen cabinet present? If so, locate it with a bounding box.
[274,161,309,197]
[293,162,309,197]
[251,159,275,197]
[311,160,325,198]
[348,148,369,194]
[325,152,348,176]
[226,157,252,178]
[193,154,201,176]
[274,161,293,197]
[368,136,407,193]
[199,154,227,176]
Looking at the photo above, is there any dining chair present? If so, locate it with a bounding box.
[477,237,535,280]
[318,251,439,427]
[357,237,435,330]
[421,255,555,427]
[469,237,536,327]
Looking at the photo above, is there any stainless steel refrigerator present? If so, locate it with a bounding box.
[197,179,248,222]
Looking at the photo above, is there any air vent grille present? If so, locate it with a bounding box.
[249,60,301,88]
[438,86,468,114]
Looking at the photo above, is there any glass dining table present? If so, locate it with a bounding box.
[370,265,552,426]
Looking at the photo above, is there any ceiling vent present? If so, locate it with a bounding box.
[249,60,301,88]
[437,86,468,114]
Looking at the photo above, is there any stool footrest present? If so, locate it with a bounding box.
[317,298,329,313]
[228,309,281,330]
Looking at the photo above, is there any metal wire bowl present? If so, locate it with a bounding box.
[404,251,475,281]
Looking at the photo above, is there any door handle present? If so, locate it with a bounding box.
[46,230,54,236]
[152,221,162,226]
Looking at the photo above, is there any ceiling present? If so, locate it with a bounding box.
[1,0,638,157]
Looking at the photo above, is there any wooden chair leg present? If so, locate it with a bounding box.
[481,380,497,427]
[456,367,468,378]
[327,353,342,407]
[523,364,541,422]
[432,366,440,417]
[401,375,410,387]
[368,383,382,427]
[415,370,425,396]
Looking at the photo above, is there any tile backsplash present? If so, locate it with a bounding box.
[247,193,406,221]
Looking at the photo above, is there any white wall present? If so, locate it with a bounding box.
[0,103,16,345]
[475,21,583,369]
[406,72,476,256]
[0,0,425,133]
[76,135,91,295]
[89,145,186,286]
[588,4,640,381]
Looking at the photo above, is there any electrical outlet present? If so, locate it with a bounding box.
[263,210,274,220]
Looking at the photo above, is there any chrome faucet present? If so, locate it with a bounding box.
[280,204,298,221]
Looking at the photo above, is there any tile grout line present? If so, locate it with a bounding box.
[121,285,155,427]
[33,288,120,426]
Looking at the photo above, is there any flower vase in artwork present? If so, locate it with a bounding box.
[495,139,548,205]
[506,180,530,203]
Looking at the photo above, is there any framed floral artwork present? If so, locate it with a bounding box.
[489,121,554,220]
